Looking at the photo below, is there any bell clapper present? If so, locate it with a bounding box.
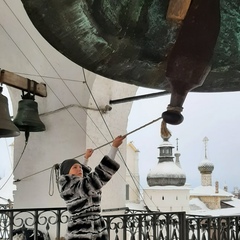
[163,0,220,125]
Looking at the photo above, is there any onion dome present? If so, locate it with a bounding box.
[147,134,186,186]
[198,159,214,174]
[198,137,214,174]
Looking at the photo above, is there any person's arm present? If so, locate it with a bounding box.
[83,136,125,163]
[81,136,126,195]
[107,135,125,160]
[83,148,93,166]
[107,146,118,160]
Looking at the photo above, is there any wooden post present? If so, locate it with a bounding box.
[166,0,192,22]
[0,69,47,97]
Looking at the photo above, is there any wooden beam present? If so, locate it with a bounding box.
[0,70,47,97]
[166,0,192,22]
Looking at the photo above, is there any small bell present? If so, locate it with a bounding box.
[13,93,45,133]
[0,87,20,138]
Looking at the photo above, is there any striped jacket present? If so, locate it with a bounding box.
[59,156,120,240]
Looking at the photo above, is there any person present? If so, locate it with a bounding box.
[59,135,125,240]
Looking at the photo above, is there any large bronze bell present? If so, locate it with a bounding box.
[0,88,20,138]
[13,98,45,132]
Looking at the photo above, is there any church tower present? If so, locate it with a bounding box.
[198,137,214,186]
[143,133,189,212]
[147,134,186,186]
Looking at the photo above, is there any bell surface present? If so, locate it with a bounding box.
[0,93,20,138]
[13,99,46,132]
[21,0,240,92]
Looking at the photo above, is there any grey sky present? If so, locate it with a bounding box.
[127,87,240,193]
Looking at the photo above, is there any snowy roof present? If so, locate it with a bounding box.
[148,161,186,176]
[190,186,233,197]
[189,198,210,211]
[188,207,240,217]
[126,202,146,211]
[189,197,240,216]
[144,185,191,190]
[147,161,186,187]
[160,141,174,147]
[198,158,214,173]
[221,197,240,208]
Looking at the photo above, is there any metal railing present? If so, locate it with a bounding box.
[0,206,239,240]
[186,214,240,240]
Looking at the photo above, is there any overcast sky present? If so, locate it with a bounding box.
[127,87,240,193]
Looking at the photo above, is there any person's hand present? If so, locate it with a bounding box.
[112,135,126,148]
[84,148,94,159]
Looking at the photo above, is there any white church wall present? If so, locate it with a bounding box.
[126,142,140,204]
[143,186,190,212]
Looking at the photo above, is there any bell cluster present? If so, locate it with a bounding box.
[0,86,45,139]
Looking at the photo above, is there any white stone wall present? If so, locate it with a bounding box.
[126,142,140,204]
[143,186,190,212]
[201,173,212,186]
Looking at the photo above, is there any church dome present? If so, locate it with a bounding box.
[147,135,186,187]
[147,161,186,186]
[198,136,214,174]
[198,159,214,174]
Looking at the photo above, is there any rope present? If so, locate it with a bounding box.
[81,70,153,208]
[14,115,163,182]
[74,115,163,158]
[48,164,60,196]
[167,105,183,112]
[161,120,172,139]
[1,139,28,190]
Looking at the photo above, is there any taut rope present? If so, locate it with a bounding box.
[15,116,172,191]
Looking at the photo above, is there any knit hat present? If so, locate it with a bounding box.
[60,159,92,176]
[60,159,80,175]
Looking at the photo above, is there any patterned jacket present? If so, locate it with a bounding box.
[59,155,120,239]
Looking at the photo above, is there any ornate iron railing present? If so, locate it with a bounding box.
[0,206,239,240]
[186,214,240,240]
